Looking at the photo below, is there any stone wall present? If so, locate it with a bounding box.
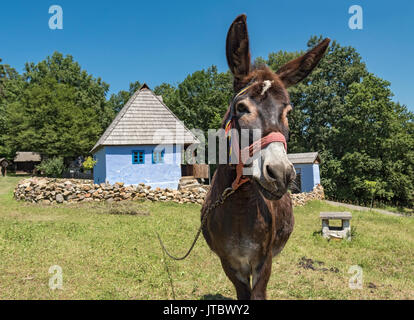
[14,177,324,206]
[290,184,325,206]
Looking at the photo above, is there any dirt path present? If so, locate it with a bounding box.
[324,200,405,217]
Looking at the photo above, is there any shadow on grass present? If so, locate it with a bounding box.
[63,201,150,216]
[200,293,233,300]
[312,230,323,237]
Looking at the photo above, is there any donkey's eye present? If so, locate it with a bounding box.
[284,103,293,118]
[236,102,250,114]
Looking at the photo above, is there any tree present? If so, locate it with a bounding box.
[154,66,233,133]
[3,52,111,159]
[339,75,414,205]
[0,58,23,158]
[364,180,380,209]
[260,36,414,206]
[106,80,142,115]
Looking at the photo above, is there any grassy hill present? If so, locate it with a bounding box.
[0,176,413,299]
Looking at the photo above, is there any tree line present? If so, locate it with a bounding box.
[0,37,413,207]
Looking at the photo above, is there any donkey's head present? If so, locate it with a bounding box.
[225,14,330,200]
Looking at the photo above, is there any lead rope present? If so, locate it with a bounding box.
[157,187,237,299]
[156,187,236,261]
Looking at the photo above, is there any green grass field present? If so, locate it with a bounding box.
[0,176,413,300]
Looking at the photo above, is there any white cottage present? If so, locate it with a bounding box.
[91,84,199,189]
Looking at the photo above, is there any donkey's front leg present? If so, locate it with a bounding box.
[251,254,272,300]
[220,258,251,300]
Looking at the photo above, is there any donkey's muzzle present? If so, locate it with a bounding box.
[255,141,296,199]
[263,162,295,192]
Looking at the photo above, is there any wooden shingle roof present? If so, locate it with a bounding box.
[91,84,199,153]
[287,152,320,164]
[14,152,41,162]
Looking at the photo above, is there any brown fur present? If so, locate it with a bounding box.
[201,14,329,300]
[202,166,294,299]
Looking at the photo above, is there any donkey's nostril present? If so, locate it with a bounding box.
[266,165,278,181]
[285,172,291,184]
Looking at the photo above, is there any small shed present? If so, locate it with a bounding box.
[287,152,321,193]
[0,158,9,176]
[90,84,200,189]
[14,152,42,174]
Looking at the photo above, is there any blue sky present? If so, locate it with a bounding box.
[1,0,413,111]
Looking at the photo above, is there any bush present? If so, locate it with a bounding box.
[82,156,97,170]
[36,157,65,178]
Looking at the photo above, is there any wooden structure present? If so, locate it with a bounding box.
[320,212,352,240]
[181,164,209,179]
[14,152,41,174]
[0,158,9,176]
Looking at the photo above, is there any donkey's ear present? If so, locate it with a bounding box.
[226,14,251,91]
[276,38,330,88]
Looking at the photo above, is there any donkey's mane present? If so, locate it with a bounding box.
[240,65,287,99]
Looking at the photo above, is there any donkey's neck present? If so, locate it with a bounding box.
[212,164,255,199]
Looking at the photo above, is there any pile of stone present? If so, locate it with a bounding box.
[290,184,325,206]
[14,177,324,206]
[14,177,209,205]
[178,176,203,191]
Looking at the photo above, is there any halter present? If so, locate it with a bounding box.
[224,82,288,190]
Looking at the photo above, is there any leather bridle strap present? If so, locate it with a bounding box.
[231,131,287,190]
[225,83,288,190]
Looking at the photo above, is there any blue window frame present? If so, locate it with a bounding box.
[152,149,165,164]
[132,150,145,164]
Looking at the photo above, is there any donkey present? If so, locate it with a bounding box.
[201,14,330,300]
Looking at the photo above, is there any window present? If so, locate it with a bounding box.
[132,150,145,164]
[152,149,165,164]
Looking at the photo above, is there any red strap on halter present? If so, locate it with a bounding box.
[231,132,287,190]
[241,132,287,161]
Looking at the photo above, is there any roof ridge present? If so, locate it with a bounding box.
[140,83,150,90]
[287,152,320,164]
[148,90,200,144]
[90,89,143,153]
